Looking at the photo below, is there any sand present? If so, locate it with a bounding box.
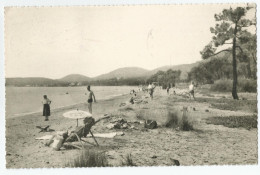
[5,89,258,168]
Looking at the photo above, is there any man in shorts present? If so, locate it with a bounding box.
[86,85,96,114]
[188,81,196,100]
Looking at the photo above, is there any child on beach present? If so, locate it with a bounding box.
[42,95,51,121]
[85,85,96,114]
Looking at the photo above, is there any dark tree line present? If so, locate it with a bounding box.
[147,69,181,89]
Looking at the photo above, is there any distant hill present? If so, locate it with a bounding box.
[5,77,68,87]
[59,74,91,83]
[94,67,149,80]
[147,62,200,80]
[5,62,200,86]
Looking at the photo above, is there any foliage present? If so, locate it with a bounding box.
[206,115,257,129]
[210,79,233,92]
[147,69,181,89]
[188,53,232,84]
[66,149,108,167]
[211,78,256,92]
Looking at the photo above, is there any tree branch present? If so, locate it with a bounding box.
[236,46,243,53]
[208,49,232,58]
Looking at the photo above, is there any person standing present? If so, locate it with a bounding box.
[148,83,155,99]
[85,85,96,114]
[166,85,170,95]
[188,81,196,100]
[42,95,51,121]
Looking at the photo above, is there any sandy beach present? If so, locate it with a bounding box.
[5,88,258,168]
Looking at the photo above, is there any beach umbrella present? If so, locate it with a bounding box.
[63,109,92,126]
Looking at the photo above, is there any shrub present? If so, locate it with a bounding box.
[237,78,257,92]
[211,79,257,92]
[210,79,233,92]
[165,111,193,131]
[66,149,108,167]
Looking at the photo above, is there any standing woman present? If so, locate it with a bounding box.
[42,95,51,121]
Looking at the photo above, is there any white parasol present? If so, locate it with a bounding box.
[63,109,92,126]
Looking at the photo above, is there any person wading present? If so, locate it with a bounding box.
[85,85,96,114]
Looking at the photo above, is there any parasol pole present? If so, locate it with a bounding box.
[76,109,79,127]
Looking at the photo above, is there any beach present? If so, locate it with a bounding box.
[5,88,258,168]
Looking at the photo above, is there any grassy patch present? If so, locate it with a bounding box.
[196,97,257,113]
[206,115,257,129]
[121,154,136,166]
[165,112,193,131]
[66,149,108,167]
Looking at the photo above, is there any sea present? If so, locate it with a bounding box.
[5,86,135,118]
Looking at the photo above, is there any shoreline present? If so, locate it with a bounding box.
[6,92,129,119]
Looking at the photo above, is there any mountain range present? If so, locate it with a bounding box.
[6,62,199,86]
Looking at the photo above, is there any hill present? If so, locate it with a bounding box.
[94,67,149,80]
[5,77,68,87]
[5,62,200,86]
[59,74,91,83]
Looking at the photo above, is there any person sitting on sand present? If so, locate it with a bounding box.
[85,85,96,114]
[188,81,196,100]
[42,95,51,121]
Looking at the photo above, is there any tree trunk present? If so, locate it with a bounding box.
[247,57,252,78]
[232,26,239,100]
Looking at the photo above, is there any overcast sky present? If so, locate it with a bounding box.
[5,4,256,79]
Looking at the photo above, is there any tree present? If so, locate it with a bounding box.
[200,6,255,99]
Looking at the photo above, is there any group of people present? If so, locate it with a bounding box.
[42,85,96,121]
[42,82,195,121]
[166,81,196,100]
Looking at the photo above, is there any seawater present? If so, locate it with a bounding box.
[5,86,135,118]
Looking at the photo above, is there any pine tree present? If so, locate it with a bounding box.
[200,5,255,99]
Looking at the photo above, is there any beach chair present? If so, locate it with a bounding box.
[63,117,99,149]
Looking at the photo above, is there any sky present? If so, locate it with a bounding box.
[5,4,256,79]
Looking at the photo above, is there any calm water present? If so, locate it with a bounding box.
[5,86,135,118]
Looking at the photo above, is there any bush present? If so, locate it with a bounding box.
[165,112,193,131]
[210,79,232,92]
[237,78,257,92]
[211,79,257,92]
[66,149,108,167]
